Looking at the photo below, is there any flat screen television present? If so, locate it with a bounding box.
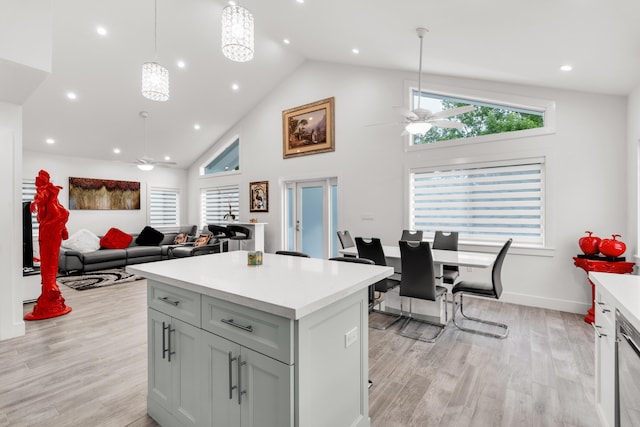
[23,201,34,270]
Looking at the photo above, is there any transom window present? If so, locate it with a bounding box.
[409,160,544,247]
[149,188,179,227]
[200,185,240,226]
[411,90,545,145]
[202,138,239,175]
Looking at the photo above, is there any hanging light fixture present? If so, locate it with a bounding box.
[142,0,169,101]
[221,2,254,62]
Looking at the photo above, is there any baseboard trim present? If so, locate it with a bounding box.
[500,291,590,315]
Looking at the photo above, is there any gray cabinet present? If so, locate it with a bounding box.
[200,330,293,427]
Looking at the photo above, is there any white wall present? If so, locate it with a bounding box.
[24,151,189,236]
[627,85,640,262]
[188,60,628,314]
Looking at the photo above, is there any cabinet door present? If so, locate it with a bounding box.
[171,319,202,427]
[201,331,241,427]
[594,290,616,427]
[148,309,173,413]
[240,347,293,427]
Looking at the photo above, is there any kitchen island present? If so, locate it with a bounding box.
[127,251,393,427]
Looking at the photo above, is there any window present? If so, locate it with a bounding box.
[149,188,179,227]
[201,185,240,226]
[409,160,544,247]
[410,89,547,145]
[22,180,38,236]
[202,138,239,175]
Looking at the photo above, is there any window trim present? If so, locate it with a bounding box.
[199,135,241,177]
[403,80,556,151]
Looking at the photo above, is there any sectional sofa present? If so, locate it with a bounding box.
[57,225,224,274]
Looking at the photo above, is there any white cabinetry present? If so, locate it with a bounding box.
[594,286,615,427]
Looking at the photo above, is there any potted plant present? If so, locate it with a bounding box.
[223,201,235,221]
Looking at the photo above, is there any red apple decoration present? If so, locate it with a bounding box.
[599,234,626,257]
[579,231,601,255]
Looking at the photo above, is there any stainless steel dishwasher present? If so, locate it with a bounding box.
[616,309,640,427]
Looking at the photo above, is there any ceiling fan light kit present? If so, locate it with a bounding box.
[142,0,169,102]
[221,4,255,62]
[137,163,154,171]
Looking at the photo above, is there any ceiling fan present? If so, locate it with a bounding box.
[392,28,475,135]
[133,111,176,171]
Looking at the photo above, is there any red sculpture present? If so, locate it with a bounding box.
[24,170,72,321]
[599,234,626,258]
[578,231,601,255]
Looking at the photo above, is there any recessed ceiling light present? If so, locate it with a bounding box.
[231,83,239,91]
[283,38,290,45]
[228,0,236,5]
[194,124,201,130]
[96,26,107,36]
[560,64,573,72]
[164,156,171,161]
[113,148,121,154]
[352,48,360,54]
[296,0,304,3]
[66,92,77,100]
[45,138,55,144]
[177,60,186,68]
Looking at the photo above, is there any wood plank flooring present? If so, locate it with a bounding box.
[0,280,599,427]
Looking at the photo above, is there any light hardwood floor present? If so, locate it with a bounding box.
[0,280,598,427]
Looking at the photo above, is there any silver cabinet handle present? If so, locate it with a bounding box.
[237,354,247,404]
[167,324,175,362]
[592,322,607,338]
[162,322,169,360]
[228,352,237,399]
[159,296,180,306]
[221,318,253,333]
[595,300,610,313]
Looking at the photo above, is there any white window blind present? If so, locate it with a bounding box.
[201,185,240,226]
[150,188,179,226]
[410,161,544,246]
[22,180,39,236]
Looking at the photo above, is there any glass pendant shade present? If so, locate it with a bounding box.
[142,62,169,102]
[137,163,154,171]
[221,5,254,62]
[405,122,433,135]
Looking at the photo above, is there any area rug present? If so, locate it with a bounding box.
[57,268,142,291]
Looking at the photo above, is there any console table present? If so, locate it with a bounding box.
[573,256,634,323]
[128,251,392,427]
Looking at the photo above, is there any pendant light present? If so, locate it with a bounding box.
[221,2,254,62]
[142,0,169,101]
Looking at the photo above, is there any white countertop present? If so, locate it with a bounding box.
[127,251,393,320]
[589,272,640,330]
[339,245,496,268]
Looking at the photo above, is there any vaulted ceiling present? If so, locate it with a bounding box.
[21,0,640,168]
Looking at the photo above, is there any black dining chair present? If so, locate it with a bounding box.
[329,256,377,308]
[400,229,423,242]
[337,230,357,257]
[433,231,460,285]
[275,250,310,258]
[398,240,448,342]
[451,238,512,339]
[355,237,402,330]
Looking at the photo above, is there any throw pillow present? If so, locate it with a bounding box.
[193,234,211,247]
[173,233,188,244]
[100,227,133,249]
[62,229,101,253]
[136,226,165,246]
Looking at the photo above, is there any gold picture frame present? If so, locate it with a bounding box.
[282,97,335,159]
[249,181,269,212]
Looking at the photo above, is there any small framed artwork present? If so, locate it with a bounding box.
[249,181,269,212]
[282,97,335,159]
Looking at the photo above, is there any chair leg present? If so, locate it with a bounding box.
[368,293,402,330]
[398,297,446,343]
[451,292,509,339]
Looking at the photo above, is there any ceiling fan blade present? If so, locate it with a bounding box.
[393,106,419,120]
[430,120,466,129]
[364,121,402,128]
[430,105,475,120]
[156,161,177,165]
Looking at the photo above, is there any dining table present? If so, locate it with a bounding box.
[339,244,498,323]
